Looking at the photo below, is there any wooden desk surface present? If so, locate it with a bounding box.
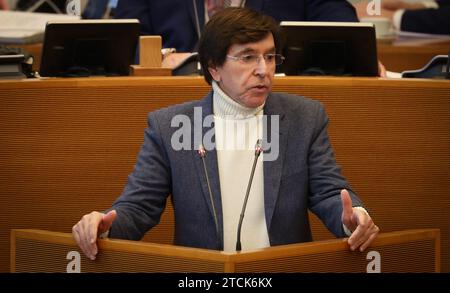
[378,38,450,72]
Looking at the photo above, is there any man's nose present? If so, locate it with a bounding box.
[254,56,269,76]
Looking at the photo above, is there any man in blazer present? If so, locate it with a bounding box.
[392,0,450,35]
[356,0,450,35]
[114,0,358,52]
[73,8,379,260]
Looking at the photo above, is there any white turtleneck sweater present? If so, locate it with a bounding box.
[212,81,270,252]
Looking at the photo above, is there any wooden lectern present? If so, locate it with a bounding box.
[11,229,439,273]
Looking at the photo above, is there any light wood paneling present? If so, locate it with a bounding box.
[378,39,450,72]
[11,229,440,272]
[1,76,449,272]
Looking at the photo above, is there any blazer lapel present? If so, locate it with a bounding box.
[189,92,288,246]
[191,92,224,248]
[263,94,288,230]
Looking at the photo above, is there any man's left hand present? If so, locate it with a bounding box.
[341,189,380,251]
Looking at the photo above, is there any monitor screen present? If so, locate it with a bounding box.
[279,21,378,76]
[39,19,140,77]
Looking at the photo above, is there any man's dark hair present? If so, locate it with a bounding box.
[198,7,280,84]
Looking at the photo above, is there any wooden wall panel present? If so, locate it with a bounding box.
[1,76,449,272]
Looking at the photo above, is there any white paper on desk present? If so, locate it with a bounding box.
[386,71,403,79]
[0,10,79,44]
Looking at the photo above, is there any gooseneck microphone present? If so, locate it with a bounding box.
[236,139,263,251]
[198,144,221,248]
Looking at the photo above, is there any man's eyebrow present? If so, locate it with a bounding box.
[234,48,257,55]
[233,46,276,55]
[265,47,276,54]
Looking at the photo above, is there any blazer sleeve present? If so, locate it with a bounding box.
[400,5,450,35]
[306,101,363,237]
[306,0,359,21]
[109,111,172,240]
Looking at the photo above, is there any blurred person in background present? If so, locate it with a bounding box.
[354,0,450,35]
[0,0,9,10]
[115,0,359,53]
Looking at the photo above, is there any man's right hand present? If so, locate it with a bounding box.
[72,210,117,260]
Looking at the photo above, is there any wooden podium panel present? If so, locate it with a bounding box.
[11,229,439,273]
[233,230,439,273]
[12,230,224,273]
[1,76,450,273]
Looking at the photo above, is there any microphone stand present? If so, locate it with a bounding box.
[236,139,263,251]
[198,144,221,248]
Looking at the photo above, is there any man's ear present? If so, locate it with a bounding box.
[208,65,221,82]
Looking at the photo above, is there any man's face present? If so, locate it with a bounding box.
[208,33,276,108]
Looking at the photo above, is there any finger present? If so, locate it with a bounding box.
[87,240,98,260]
[350,227,370,251]
[359,226,380,252]
[84,213,105,260]
[87,212,103,244]
[99,210,117,234]
[72,223,81,245]
[349,219,377,251]
[73,223,91,259]
[340,189,354,224]
[347,212,370,249]
[348,225,365,250]
[359,233,376,252]
[80,217,97,259]
[72,223,83,252]
[76,219,90,256]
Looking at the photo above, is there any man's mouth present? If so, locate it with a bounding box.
[252,84,268,90]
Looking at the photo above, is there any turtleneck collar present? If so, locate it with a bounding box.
[212,81,264,119]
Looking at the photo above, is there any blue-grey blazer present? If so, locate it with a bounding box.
[109,92,363,250]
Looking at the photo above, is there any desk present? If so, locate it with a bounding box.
[0,76,449,272]
[378,38,450,72]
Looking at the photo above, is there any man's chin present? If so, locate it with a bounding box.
[245,95,268,109]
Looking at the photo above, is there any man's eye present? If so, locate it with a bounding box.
[241,55,256,62]
[265,54,275,61]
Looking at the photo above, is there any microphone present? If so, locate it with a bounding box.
[198,144,221,248]
[236,139,263,251]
